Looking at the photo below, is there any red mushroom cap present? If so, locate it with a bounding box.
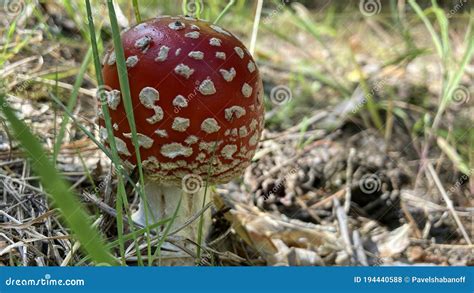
[99,16,264,185]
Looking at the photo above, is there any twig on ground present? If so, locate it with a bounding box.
[426,163,472,245]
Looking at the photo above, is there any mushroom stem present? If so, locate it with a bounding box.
[132,177,211,265]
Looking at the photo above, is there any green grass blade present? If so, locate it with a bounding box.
[53,47,92,162]
[196,142,220,262]
[349,50,384,130]
[75,217,171,266]
[249,0,263,55]
[152,195,183,265]
[51,93,143,264]
[49,94,110,158]
[49,93,140,193]
[433,20,474,129]
[106,0,146,201]
[430,1,450,61]
[0,19,17,62]
[408,0,443,58]
[86,0,143,266]
[0,93,116,266]
[214,0,236,24]
[106,0,151,265]
[444,22,474,102]
[132,0,142,23]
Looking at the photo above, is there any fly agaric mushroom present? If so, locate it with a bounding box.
[99,16,264,264]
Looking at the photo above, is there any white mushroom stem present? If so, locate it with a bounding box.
[131,177,212,266]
